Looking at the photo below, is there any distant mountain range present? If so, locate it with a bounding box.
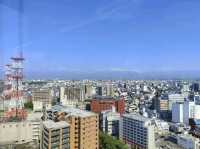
[0,70,200,80]
[24,70,200,80]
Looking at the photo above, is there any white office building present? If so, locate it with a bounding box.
[183,100,200,125]
[172,102,184,123]
[101,107,120,137]
[168,94,186,110]
[183,101,195,125]
[177,134,200,149]
[120,113,155,149]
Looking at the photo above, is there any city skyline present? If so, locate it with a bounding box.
[1,0,200,75]
[1,1,200,149]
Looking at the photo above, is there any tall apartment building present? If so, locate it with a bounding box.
[105,84,115,97]
[0,80,3,94]
[183,100,195,125]
[32,89,53,112]
[47,105,99,149]
[100,107,121,138]
[27,112,43,143]
[182,83,190,93]
[91,96,125,115]
[96,86,103,96]
[41,120,70,149]
[96,85,115,97]
[153,94,186,120]
[168,94,186,110]
[181,100,200,125]
[152,96,169,114]
[84,84,96,99]
[191,83,199,92]
[60,86,85,106]
[120,114,155,149]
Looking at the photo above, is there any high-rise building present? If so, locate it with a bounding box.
[41,120,70,149]
[96,86,103,96]
[105,84,115,97]
[183,100,200,125]
[119,114,155,149]
[152,96,170,120]
[168,94,186,110]
[96,84,115,97]
[191,83,199,92]
[91,96,125,115]
[100,107,120,138]
[47,105,99,149]
[156,98,169,112]
[183,101,195,125]
[84,84,96,99]
[0,80,3,94]
[32,89,53,112]
[182,83,190,93]
[172,102,184,123]
[60,86,85,106]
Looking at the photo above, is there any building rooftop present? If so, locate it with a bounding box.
[93,96,115,100]
[43,120,69,130]
[123,113,151,122]
[178,134,194,139]
[27,112,42,121]
[49,105,97,118]
[93,95,123,101]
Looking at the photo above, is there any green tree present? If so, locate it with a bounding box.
[99,132,129,149]
[24,101,33,110]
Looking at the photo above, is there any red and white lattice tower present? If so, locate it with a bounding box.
[4,64,12,100]
[2,52,27,121]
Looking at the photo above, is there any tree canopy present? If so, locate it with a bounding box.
[24,101,33,110]
[99,132,129,149]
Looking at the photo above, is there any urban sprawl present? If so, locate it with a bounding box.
[0,54,200,149]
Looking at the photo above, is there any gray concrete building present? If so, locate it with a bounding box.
[120,113,155,149]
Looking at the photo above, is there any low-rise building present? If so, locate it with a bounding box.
[153,119,169,135]
[0,112,42,146]
[0,122,33,145]
[177,134,200,149]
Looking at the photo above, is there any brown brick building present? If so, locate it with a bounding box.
[90,96,125,115]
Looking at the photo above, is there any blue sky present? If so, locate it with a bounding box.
[0,0,200,73]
